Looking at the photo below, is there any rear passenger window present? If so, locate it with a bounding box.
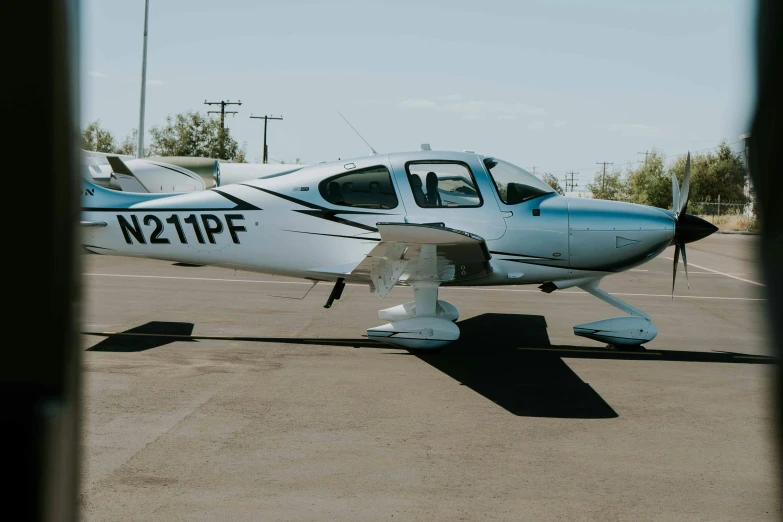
[319,166,398,209]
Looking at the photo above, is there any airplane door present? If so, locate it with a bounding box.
[389,153,507,240]
[480,157,569,268]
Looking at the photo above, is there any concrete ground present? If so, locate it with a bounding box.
[79,234,780,521]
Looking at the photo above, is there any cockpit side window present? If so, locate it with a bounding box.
[483,157,555,205]
[318,166,398,209]
[405,161,482,208]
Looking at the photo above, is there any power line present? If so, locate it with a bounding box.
[250,114,283,164]
[541,139,745,177]
[564,172,579,192]
[204,99,242,159]
[596,161,613,193]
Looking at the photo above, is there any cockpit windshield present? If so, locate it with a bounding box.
[483,157,555,204]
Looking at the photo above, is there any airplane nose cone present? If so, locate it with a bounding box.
[676,213,719,244]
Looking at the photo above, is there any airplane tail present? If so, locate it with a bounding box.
[81,174,174,210]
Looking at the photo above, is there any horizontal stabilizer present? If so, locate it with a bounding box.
[107,156,150,193]
[81,175,178,209]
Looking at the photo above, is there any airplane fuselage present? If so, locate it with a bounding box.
[82,150,676,288]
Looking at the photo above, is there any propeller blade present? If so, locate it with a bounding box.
[681,243,689,289]
[678,152,691,216]
[671,243,680,299]
[671,172,680,215]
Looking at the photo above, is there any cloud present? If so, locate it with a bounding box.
[89,71,109,78]
[527,121,546,129]
[399,99,437,109]
[399,97,545,121]
[608,123,663,138]
[358,99,391,106]
[146,79,164,86]
[553,120,567,128]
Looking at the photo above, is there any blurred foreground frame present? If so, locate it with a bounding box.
[0,0,780,520]
[751,0,783,489]
[0,0,82,521]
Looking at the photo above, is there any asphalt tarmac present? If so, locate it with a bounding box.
[79,233,780,521]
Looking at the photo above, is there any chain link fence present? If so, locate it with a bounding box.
[688,200,757,231]
[688,200,748,217]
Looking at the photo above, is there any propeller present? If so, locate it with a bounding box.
[669,152,720,298]
[670,152,691,298]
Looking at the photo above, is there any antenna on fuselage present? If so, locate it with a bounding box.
[337,111,378,155]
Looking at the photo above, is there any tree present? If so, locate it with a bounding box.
[81,121,139,155]
[587,168,627,201]
[669,142,748,204]
[233,142,248,163]
[149,111,243,161]
[626,149,672,209]
[540,172,564,195]
[81,120,116,153]
[115,129,138,156]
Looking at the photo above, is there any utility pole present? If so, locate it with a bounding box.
[136,0,150,158]
[531,166,537,176]
[204,99,242,159]
[596,161,613,194]
[250,114,284,163]
[565,171,579,192]
[638,150,649,165]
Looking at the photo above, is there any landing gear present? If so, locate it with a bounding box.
[367,282,460,350]
[573,280,658,347]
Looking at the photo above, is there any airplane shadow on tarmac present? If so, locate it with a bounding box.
[86,321,196,352]
[414,314,619,419]
[83,314,777,419]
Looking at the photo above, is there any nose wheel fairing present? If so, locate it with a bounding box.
[571,279,657,346]
[574,316,657,346]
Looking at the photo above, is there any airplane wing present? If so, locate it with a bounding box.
[349,223,492,297]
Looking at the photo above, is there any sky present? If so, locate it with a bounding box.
[81,0,756,188]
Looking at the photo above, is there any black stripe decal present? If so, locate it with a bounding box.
[497,258,617,273]
[241,184,323,209]
[295,209,380,232]
[146,161,200,178]
[84,207,248,212]
[242,184,392,233]
[83,189,260,213]
[213,189,261,210]
[283,230,381,241]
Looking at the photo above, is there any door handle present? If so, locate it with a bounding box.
[501,211,513,218]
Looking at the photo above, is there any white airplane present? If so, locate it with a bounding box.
[81,149,716,350]
[83,150,303,193]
